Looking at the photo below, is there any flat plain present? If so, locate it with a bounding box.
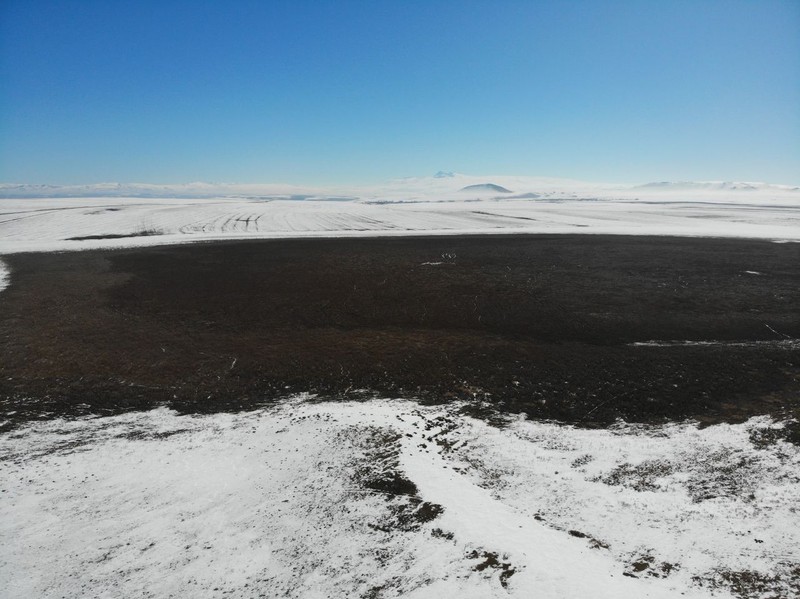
[1,233,799,598]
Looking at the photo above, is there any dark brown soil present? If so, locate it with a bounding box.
[1,235,798,428]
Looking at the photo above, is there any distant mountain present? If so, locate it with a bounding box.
[637,181,800,192]
[459,183,513,193]
[2,176,798,201]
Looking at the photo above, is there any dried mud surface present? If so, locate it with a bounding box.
[1,235,798,428]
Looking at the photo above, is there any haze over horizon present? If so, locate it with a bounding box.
[2,1,799,186]
[3,171,800,192]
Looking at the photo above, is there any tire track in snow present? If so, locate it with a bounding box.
[3,195,800,254]
[396,412,718,599]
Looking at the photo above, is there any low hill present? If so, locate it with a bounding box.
[459,183,513,193]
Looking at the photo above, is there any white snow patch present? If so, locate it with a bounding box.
[0,258,8,293]
[631,339,799,348]
[2,398,798,598]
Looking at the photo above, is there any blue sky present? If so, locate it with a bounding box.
[1,0,798,185]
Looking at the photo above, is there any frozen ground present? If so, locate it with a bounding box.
[2,176,798,597]
[1,174,799,254]
[2,397,798,598]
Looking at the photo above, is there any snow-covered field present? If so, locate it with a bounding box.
[1,174,799,254]
[2,174,799,597]
[2,397,798,598]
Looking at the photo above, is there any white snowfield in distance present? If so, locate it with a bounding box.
[3,397,798,599]
[1,174,799,254]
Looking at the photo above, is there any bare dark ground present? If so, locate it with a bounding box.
[1,235,799,429]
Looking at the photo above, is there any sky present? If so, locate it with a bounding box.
[1,0,798,186]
